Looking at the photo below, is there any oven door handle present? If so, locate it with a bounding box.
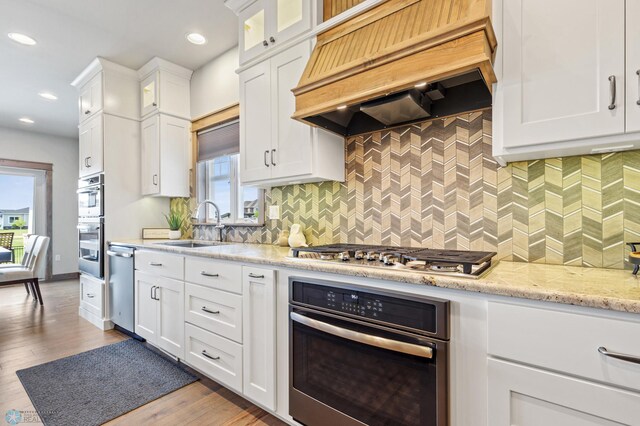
[290,312,433,359]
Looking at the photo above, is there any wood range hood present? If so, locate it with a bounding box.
[292,0,497,136]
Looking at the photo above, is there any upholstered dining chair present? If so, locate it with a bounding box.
[0,236,49,305]
[0,235,39,294]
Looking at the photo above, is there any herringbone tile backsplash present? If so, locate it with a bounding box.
[176,109,640,269]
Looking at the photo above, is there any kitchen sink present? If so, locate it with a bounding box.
[155,240,229,248]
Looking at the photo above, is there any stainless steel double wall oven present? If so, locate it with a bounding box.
[289,277,450,426]
[78,174,104,278]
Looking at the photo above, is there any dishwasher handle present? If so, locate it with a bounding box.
[107,250,133,258]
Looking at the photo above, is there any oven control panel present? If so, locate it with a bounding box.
[292,280,444,335]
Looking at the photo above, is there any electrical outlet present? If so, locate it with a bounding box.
[55,254,61,261]
[269,205,280,220]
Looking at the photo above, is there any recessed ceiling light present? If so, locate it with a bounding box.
[186,33,206,45]
[19,118,34,124]
[38,92,58,100]
[414,82,427,88]
[8,32,37,46]
[336,105,347,111]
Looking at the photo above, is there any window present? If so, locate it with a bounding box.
[9,216,19,223]
[196,120,264,225]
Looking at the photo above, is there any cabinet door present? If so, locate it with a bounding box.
[141,71,159,117]
[502,0,625,148]
[242,266,276,410]
[240,60,273,184]
[272,0,311,45]
[79,72,103,123]
[78,114,103,177]
[141,115,160,195]
[240,0,269,64]
[156,276,185,359]
[134,271,158,343]
[158,115,190,198]
[488,358,640,425]
[270,41,313,179]
[627,0,640,133]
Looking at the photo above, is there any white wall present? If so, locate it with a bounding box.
[190,46,239,119]
[0,126,78,275]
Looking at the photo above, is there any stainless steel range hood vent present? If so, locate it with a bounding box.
[360,90,432,125]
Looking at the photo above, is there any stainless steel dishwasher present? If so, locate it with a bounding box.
[107,245,135,334]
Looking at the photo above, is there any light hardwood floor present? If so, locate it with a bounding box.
[0,280,285,425]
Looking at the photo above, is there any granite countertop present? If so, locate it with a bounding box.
[111,239,640,314]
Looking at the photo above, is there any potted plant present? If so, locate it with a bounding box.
[164,211,184,240]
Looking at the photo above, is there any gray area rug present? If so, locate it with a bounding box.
[16,339,197,426]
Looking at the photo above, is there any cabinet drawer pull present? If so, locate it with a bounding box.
[636,70,640,106]
[202,306,220,314]
[84,110,91,115]
[152,102,157,107]
[269,36,276,44]
[248,273,265,279]
[608,75,617,110]
[201,350,220,361]
[149,262,162,266]
[264,150,270,167]
[200,271,219,277]
[598,346,640,365]
[262,40,268,47]
[86,293,95,298]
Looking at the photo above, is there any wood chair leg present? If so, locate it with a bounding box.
[24,282,30,295]
[33,278,43,306]
[29,281,38,302]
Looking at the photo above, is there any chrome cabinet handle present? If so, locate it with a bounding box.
[636,70,640,106]
[201,350,220,361]
[598,346,640,365]
[262,40,268,47]
[264,150,270,167]
[150,285,156,300]
[269,36,276,43]
[154,287,160,301]
[271,149,276,166]
[84,110,91,115]
[200,271,219,277]
[152,174,158,185]
[608,75,617,110]
[87,156,92,168]
[248,273,265,279]
[202,306,220,314]
[152,102,157,107]
[86,293,95,298]
[290,312,433,358]
[149,262,162,266]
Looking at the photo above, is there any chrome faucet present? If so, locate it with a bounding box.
[192,200,225,241]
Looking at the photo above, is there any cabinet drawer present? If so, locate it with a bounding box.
[184,323,242,393]
[80,275,103,317]
[488,302,640,392]
[185,283,242,343]
[185,257,242,294]
[135,250,184,280]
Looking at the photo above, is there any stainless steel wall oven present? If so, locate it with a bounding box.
[77,174,103,218]
[289,278,450,426]
[78,174,104,278]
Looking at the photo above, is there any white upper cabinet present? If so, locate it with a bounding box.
[237,0,313,64]
[137,57,192,120]
[78,113,104,177]
[141,114,190,197]
[78,72,103,123]
[627,0,640,133]
[493,0,640,164]
[239,40,344,187]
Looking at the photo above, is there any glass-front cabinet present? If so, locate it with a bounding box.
[239,0,311,64]
[140,71,159,117]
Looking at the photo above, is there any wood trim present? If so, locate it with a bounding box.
[190,103,241,198]
[323,0,369,21]
[0,158,53,171]
[191,104,240,133]
[293,31,495,120]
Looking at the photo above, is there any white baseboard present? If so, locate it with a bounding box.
[78,307,114,331]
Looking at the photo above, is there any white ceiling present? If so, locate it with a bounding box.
[0,0,238,138]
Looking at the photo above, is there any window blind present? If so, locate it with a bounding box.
[197,119,240,162]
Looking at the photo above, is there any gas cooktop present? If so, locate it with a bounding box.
[289,244,497,279]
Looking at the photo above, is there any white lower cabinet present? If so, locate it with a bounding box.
[184,323,243,393]
[489,358,640,425]
[78,273,106,329]
[134,270,184,359]
[185,283,243,343]
[242,266,276,410]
